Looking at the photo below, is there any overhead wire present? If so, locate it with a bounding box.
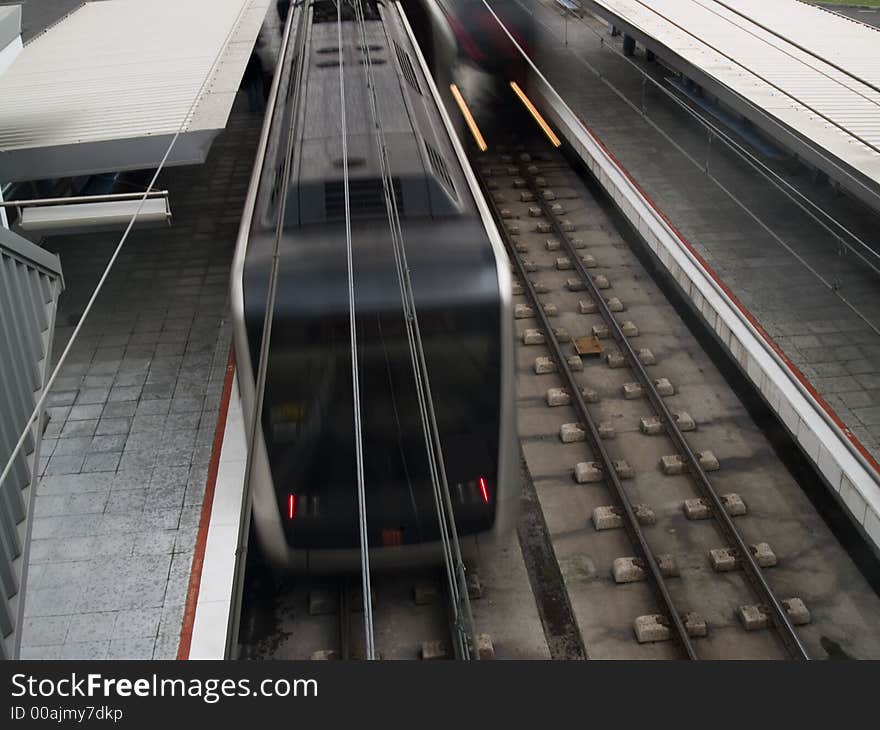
[351,0,478,659]
[338,0,376,661]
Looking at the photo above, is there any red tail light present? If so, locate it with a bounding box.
[287,494,296,519]
[382,528,403,547]
[478,477,490,504]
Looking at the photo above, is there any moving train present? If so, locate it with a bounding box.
[405,0,533,84]
[231,0,517,572]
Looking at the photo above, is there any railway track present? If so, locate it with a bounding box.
[473,123,818,659]
[237,564,493,660]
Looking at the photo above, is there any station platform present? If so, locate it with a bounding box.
[578,0,880,214]
[512,1,880,542]
[17,98,262,659]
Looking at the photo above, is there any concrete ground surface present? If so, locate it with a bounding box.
[18,99,262,658]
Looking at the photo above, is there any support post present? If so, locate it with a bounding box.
[0,184,8,229]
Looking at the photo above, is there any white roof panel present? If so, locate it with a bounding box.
[589,0,880,207]
[0,0,270,181]
[717,0,880,91]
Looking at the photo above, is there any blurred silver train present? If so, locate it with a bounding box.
[405,0,533,83]
[231,0,517,573]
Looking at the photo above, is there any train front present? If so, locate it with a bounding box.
[244,212,506,572]
[408,0,534,84]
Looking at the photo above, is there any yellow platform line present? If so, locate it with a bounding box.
[450,84,488,153]
[510,81,561,148]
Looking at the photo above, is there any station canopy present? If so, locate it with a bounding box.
[0,0,270,182]
[586,0,880,212]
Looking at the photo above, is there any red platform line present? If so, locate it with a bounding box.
[569,111,880,477]
[177,347,236,660]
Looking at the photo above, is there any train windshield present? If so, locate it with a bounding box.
[253,217,502,549]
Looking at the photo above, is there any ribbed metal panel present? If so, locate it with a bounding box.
[0,228,62,660]
[719,0,880,91]
[0,0,270,181]
[0,0,255,148]
[590,0,880,194]
[700,0,880,146]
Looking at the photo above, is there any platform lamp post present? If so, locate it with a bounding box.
[562,4,574,46]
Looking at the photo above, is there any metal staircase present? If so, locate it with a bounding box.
[0,225,63,660]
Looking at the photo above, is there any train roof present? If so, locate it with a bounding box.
[288,2,467,224]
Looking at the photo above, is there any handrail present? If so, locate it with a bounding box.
[0,190,169,208]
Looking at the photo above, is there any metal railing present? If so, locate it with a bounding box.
[0,190,169,210]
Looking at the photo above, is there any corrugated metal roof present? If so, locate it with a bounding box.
[718,0,880,91]
[0,0,269,181]
[696,0,880,146]
[588,0,880,200]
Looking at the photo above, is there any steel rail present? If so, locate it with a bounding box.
[475,162,698,660]
[518,160,810,660]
